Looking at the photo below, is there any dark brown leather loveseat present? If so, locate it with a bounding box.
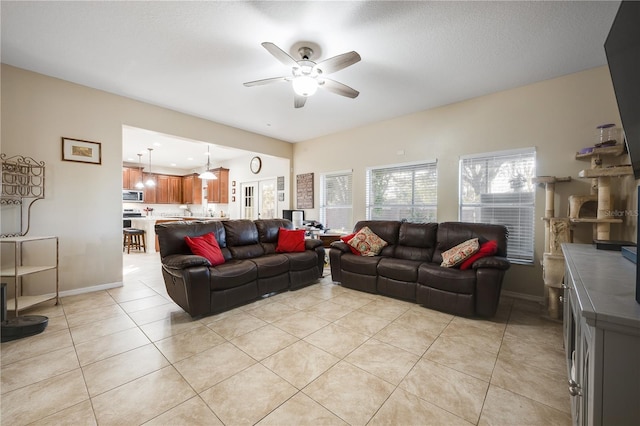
[329,221,510,317]
[155,219,325,317]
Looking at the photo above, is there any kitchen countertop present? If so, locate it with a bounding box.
[134,216,228,221]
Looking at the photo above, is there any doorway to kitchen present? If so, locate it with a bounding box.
[241,179,277,220]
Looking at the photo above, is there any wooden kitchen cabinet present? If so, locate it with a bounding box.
[122,167,143,189]
[206,167,229,203]
[168,176,182,204]
[155,175,182,204]
[142,173,156,203]
[182,174,202,205]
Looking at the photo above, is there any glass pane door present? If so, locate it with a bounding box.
[259,179,277,219]
[241,182,257,220]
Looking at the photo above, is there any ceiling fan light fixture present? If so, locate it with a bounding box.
[292,76,318,97]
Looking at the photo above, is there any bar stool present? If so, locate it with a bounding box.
[123,228,146,253]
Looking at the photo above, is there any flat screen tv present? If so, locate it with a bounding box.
[604,1,640,303]
[604,1,640,178]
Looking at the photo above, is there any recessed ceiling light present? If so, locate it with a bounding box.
[127,157,134,161]
[170,163,177,167]
[187,157,193,161]
[153,142,162,147]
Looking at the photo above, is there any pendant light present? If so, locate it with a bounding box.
[145,148,156,187]
[198,146,218,180]
[135,153,145,189]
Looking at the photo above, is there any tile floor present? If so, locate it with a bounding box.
[1,252,571,425]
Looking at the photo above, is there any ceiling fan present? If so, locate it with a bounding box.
[243,42,361,108]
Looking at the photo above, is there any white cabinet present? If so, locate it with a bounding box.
[563,243,640,426]
[0,236,59,315]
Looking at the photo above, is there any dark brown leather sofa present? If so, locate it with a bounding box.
[329,221,510,317]
[155,219,325,317]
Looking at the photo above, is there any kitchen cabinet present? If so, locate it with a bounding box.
[122,167,143,189]
[155,175,182,204]
[181,174,202,205]
[562,243,640,426]
[0,236,59,316]
[142,173,156,203]
[206,167,229,203]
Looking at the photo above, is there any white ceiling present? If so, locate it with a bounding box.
[1,1,621,167]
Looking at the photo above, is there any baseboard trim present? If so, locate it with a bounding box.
[502,290,544,303]
[59,281,123,298]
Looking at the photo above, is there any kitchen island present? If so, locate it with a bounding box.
[130,216,227,253]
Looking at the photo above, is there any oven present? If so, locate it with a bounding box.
[123,209,143,228]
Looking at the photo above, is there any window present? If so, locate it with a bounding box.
[459,148,536,264]
[319,171,353,231]
[366,161,437,222]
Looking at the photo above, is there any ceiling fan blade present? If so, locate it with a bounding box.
[314,51,361,75]
[243,76,288,87]
[319,78,359,99]
[294,94,307,108]
[261,42,299,68]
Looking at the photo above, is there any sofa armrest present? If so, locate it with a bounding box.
[305,238,324,250]
[329,241,351,253]
[162,254,211,269]
[472,256,510,270]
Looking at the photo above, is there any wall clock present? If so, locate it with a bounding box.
[250,156,262,174]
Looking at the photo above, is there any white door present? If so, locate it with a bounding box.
[259,179,277,219]
[241,179,277,220]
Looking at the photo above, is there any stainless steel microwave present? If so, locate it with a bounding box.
[122,190,144,202]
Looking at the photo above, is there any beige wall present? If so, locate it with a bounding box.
[293,66,635,298]
[1,64,292,294]
[2,63,636,300]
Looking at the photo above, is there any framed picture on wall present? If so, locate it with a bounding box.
[62,137,102,164]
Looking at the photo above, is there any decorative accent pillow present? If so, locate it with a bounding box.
[441,238,479,268]
[459,240,498,270]
[340,232,361,255]
[276,228,306,253]
[184,232,225,266]
[348,226,388,256]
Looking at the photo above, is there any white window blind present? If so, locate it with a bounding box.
[366,161,437,222]
[459,148,536,264]
[319,171,353,231]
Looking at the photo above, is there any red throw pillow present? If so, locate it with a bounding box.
[459,240,498,270]
[340,232,361,255]
[184,233,225,266]
[276,228,306,253]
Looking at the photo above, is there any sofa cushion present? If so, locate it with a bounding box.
[348,226,388,256]
[433,222,508,264]
[418,263,476,294]
[276,228,306,253]
[340,233,361,255]
[377,257,422,282]
[460,240,498,270]
[209,259,258,290]
[250,254,290,278]
[281,250,319,271]
[341,254,383,275]
[156,220,229,259]
[353,220,401,247]
[184,233,225,266]
[440,238,479,267]
[395,222,438,261]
